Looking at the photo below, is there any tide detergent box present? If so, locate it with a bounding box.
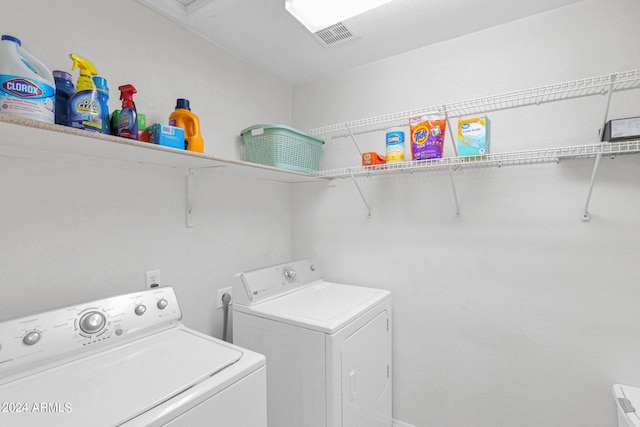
[148,124,185,150]
[410,113,446,160]
[458,115,490,156]
[362,152,386,166]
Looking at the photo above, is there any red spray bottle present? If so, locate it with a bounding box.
[117,84,138,140]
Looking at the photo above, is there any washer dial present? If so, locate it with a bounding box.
[134,304,147,316]
[79,311,106,334]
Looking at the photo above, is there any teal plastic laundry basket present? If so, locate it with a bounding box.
[241,124,324,173]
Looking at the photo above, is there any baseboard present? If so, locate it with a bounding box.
[393,419,416,427]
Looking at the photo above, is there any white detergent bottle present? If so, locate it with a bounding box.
[0,35,55,123]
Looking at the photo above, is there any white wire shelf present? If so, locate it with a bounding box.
[308,69,640,138]
[311,140,640,179]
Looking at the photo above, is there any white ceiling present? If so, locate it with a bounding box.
[138,0,583,85]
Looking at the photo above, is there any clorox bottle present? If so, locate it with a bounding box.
[67,54,102,133]
[0,35,55,123]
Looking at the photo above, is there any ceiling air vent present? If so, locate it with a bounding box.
[313,21,357,47]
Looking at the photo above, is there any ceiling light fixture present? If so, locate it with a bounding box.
[285,0,395,33]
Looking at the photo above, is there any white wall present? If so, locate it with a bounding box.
[0,0,293,337]
[2,1,639,426]
[291,1,640,426]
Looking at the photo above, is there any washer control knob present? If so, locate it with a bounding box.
[157,299,168,310]
[22,331,41,346]
[283,266,297,282]
[79,311,106,334]
[134,305,147,316]
[310,264,317,271]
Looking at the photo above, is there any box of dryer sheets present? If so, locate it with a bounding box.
[458,115,490,157]
[148,124,185,150]
[601,116,640,141]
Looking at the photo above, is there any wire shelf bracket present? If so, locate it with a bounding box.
[185,165,225,227]
[186,168,195,227]
[582,78,615,222]
[350,174,372,218]
[448,166,461,217]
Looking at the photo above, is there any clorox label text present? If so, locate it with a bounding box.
[3,78,43,97]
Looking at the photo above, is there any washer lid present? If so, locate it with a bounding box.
[0,327,244,427]
[238,281,391,334]
[614,384,640,427]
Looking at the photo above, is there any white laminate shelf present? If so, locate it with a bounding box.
[0,114,323,184]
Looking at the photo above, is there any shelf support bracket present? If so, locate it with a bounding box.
[350,174,372,218]
[347,128,363,156]
[445,111,459,157]
[448,166,461,217]
[582,80,615,222]
[444,111,461,217]
[186,168,195,228]
[582,152,602,222]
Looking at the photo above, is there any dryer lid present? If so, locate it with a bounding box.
[614,384,640,426]
[237,281,391,334]
[0,327,245,427]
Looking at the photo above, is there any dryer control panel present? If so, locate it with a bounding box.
[234,259,323,306]
[0,287,181,382]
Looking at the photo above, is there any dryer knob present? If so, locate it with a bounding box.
[310,264,317,271]
[283,266,297,282]
[22,331,41,346]
[157,299,168,310]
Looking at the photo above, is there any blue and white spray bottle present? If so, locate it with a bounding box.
[67,54,102,133]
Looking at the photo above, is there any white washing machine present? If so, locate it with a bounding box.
[614,384,640,427]
[0,287,266,427]
[233,259,392,427]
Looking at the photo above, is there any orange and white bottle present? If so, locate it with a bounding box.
[169,98,204,153]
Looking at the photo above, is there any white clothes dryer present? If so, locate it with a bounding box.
[233,259,392,427]
[0,287,267,427]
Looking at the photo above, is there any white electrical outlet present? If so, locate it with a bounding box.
[146,270,161,289]
[217,287,232,309]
